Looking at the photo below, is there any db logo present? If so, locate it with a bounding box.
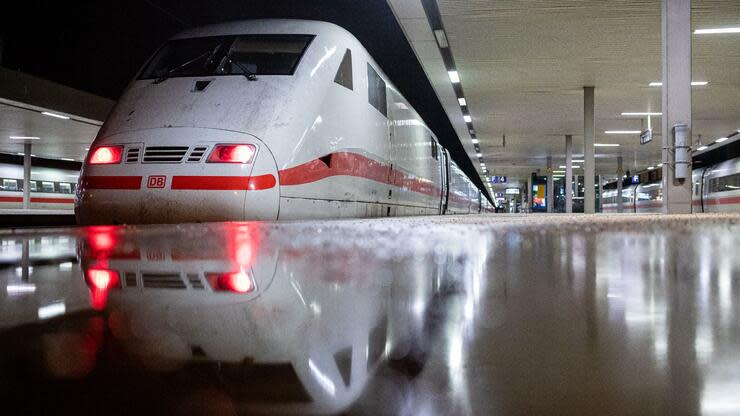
[147,175,166,188]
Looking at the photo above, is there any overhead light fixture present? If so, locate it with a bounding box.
[621,112,662,116]
[716,137,729,143]
[458,98,467,106]
[553,170,566,173]
[463,115,472,123]
[648,81,709,86]
[559,165,567,169]
[60,157,75,161]
[572,159,584,163]
[41,111,70,120]
[605,130,640,134]
[694,27,740,34]
[647,166,655,170]
[594,143,620,147]
[448,71,460,83]
[476,153,482,157]
[657,163,663,167]
[571,165,581,169]
[697,145,708,151]
[9,136,40,140]
[471,139,479,144]
[433,29,449,48]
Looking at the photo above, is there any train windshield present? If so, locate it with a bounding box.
[139,34,314,80]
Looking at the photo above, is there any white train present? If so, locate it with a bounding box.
[75,20,493,225]
[0,160,78,210]
[601,156,740,213]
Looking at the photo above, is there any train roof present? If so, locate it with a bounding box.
[171,19,352,41]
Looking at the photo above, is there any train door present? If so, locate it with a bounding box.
[440,149,450,214]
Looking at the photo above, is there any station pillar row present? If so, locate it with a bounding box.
[546,156,554,213]
[661,0,692,213]
[584,86,595,214]
[565,135,573,214]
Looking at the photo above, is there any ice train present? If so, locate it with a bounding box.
[75,20,493,225]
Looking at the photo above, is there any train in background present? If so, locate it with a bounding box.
[602,138,740,213]
[0,155,79,210]
[75,19,493,225]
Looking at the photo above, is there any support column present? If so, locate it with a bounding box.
[617,156,624,213]
[22,143,31,210]
[565,135,573,213]
[526,174,533,213]
[547,156,554,213]
[597,175,603,213]
[584,86,595,213]
[661,0,692,213]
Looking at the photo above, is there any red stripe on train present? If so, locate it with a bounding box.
[279,151,440,196]
[0,196,74,204]
[82,176,142,190]
[171,175,276,190]
[704,196,740,205]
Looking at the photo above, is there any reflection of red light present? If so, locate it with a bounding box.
[85,268,119,310]
[90,232,115,251]
[208,271,255,294]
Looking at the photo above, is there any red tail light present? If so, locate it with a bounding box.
[207,270,255,293]
[86,268,120,290]
[207,144,256,164]
[89,146,123,165]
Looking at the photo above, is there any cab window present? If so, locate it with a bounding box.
[367,64,387,116]
[334,49,353,90]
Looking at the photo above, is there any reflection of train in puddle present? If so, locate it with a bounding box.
[77,224,456,414]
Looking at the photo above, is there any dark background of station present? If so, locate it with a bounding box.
[0,0,490,197]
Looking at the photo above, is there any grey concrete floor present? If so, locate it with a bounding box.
[1,213,739,415]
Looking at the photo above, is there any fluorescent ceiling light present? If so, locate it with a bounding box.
[716,137,729,143]
[605,130,640,134]
[553,170,566,173]
[471,139,479,144]
[448,71,460,83]
[572,159,584,163]
[458,98,467,106]
[621,112,662,116]
[476,153,482,157]
[657,163,663,167]
[648,81,708,86]
[41,111,70,120]
[60,158,75,161]
[463,115,472,123]
[694,27,740,34]
[559,165,567,169]
[9,136,40,140]
[647,166,655,170]
[594,143,620,147]
[697,145,708,151]
[571,165,581,169]
[433,29,449,48]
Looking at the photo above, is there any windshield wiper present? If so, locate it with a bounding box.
[153,49,215,84]
[225,54,257,81]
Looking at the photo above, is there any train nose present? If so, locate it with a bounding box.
[75,128,280,225]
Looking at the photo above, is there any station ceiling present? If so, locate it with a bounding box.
[390,0,740,181]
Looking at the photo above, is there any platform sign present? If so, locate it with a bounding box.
[505,188,520,195]
[491,176,507,184]
[640,128,652,145]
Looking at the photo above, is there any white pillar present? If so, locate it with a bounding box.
[661,0,692,213]
[547,156,554,213]
[565,135,573,213]
[22,143,31,209]
[584,87,595,213]
[617,156,624,213]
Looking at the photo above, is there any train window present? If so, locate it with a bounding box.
[430,138,439,160]
[367,64,387,116]
[30,181,37,192]
[2,179,18,191]
[709,173,740,193]
[59,183,72,194]
[139,34,315,79]
[334,49,353,90]
[41,182,54,193]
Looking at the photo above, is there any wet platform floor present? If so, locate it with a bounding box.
[1,213,740,415]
